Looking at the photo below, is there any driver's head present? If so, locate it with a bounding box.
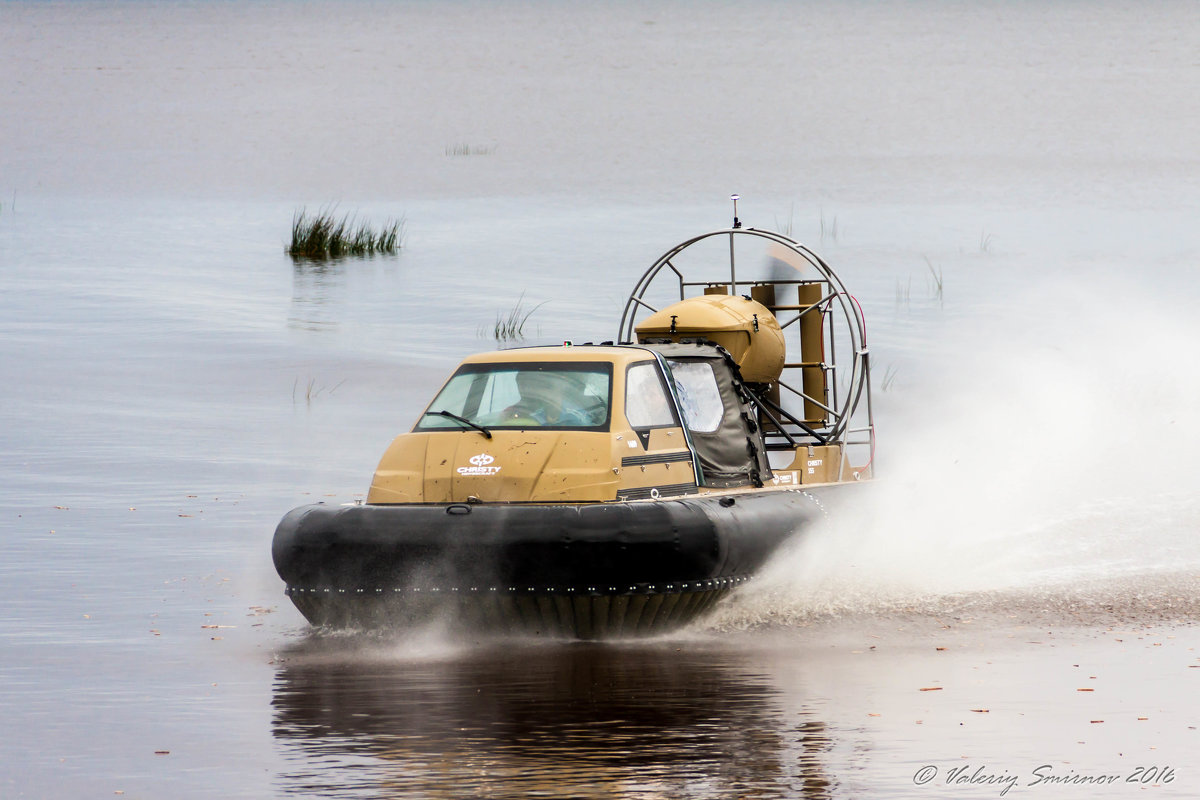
[516,371,557,403]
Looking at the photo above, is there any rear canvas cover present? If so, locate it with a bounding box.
[644,342,773,488]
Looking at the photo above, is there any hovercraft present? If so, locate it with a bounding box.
[272,202,875,638]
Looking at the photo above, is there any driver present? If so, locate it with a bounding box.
[501,371,590,426]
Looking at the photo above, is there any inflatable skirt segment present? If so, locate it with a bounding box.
[272,490,827,639]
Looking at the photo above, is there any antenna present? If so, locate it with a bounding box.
[730,194,741,228]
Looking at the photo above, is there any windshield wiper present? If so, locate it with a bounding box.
[424,410,493,439]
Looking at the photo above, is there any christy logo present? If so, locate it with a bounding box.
[457,453,502,476]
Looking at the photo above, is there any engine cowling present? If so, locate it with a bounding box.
[634,294,785,384]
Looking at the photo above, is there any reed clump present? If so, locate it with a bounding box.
[292,376,347,406]
[445,143,496,156]
[924,256,944,303]
[819,209,839,243]
[880,364,899,392]
[288,208,404,259]
[491,293,546,342]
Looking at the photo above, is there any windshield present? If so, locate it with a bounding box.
[415,362,613,431]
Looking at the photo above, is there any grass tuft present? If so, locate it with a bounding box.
[924,256,944,303]
[774,204,796,237]
[491,292,546,342]
[445,143,497,156]
[820,209,839,243]
[880,364,899,392]
[288,207,404,259]
[292,376,346,407]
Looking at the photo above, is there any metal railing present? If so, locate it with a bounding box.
[618,225,875,474]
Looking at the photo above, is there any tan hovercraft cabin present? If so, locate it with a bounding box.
[273,207,875,638]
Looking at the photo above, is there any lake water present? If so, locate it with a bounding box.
[3,1,1199,797]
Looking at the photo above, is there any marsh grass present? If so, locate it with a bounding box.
[293,376,346,407]
[774,204,796,237]
[489,293,546,342]
[445,143,497,156]
[924,256,944,303]
[819,209,839,243]
[880,364,899,392]
[288,208,404,259]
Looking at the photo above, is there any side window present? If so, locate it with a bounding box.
[667,360,724,433]
[625,362,676,428]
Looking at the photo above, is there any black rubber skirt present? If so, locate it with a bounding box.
[272,489,828,638]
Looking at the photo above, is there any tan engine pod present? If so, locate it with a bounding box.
[635,294,786,383]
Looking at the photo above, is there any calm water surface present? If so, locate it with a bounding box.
[2,1,1199,797]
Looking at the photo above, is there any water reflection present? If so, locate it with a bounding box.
[289,258,346,332]
[288,253,419,342]
[271,637,838,799]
